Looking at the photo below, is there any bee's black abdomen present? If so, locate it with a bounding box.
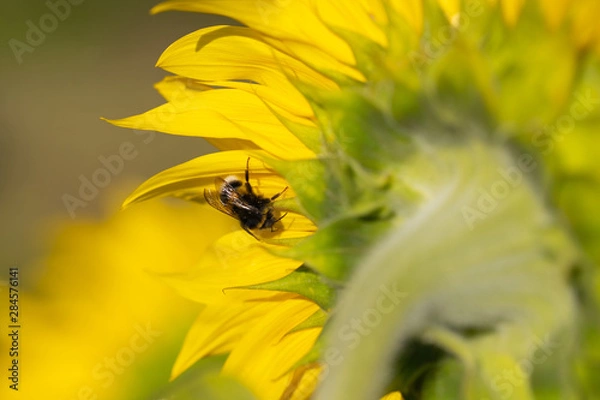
[233,205,264,229]
[208,158,288,238]
[242,216,263,230]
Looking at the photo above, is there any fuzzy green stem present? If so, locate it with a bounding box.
[315,138,578,400]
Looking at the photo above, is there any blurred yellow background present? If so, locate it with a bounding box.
[0,2,231,399]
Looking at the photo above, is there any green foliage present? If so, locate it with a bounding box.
[240,266,337,310]
[315,139,582,400]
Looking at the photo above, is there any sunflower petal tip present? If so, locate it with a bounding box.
[100,116,124,127]
[149,4,164,16]
[121,194,140,210]
[154,53,166,68]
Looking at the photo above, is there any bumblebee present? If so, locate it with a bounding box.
[204,158,288,238]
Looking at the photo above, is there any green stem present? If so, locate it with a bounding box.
[315,139,578,400]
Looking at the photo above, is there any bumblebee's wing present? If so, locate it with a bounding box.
[215,177,238,198]
[203,187,236,217]
[216,178,260,213]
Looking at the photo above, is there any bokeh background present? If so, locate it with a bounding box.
[0,2,231,399]
[1,0,229,272]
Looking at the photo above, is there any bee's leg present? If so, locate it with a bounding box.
[244,157,254,194]
[243,225,259,240]
[270,186,288,201]
[270,212,288,232]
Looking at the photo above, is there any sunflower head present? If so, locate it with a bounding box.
[106,0,600,399]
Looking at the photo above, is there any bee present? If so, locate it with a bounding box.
[204,157,288,239]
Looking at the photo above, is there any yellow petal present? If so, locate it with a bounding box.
[104,84,314,160]
[358,0,388,26]
[437,0,461,22]
[120,150,294,207]
[152,79,272,152]
[171,291,293,379]
[157,25,334,90]
[199,79,319,124]
[501,0,526,26]
[285,365,323,400]
[152,0,358,68]
[160,231,303,304]
[316,0,388,47]
[537,0,571,29]
[153,75,211,101]
[380,391,404,400]
[570,0,600,49]
[222,297,321,399]
[204,137,262,152]
[157,26,331,117]
[390,0,423,33]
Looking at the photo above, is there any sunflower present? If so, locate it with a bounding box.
[106,0,600,399]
